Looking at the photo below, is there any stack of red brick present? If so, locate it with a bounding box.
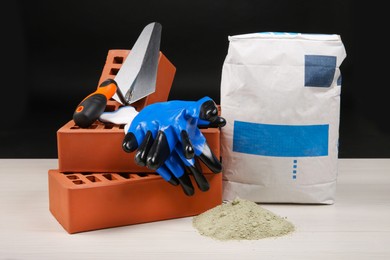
[48,50,222,234]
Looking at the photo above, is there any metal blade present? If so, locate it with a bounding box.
[113,22,162,105]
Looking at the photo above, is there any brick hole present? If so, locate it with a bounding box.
[113,56,124,64]
[105,105,116,112]
[70,126,80,130]
[73,180,84,185]
[102,173,117,181]
[109,68,119,76]
[137,173,149,177]
[104,124,114,129]
[118,173,131,179]
[86,175,101,182]
[66,175,78,180]
[119,124,125,129]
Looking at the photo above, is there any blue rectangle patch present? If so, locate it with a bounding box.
[233,121,329,157]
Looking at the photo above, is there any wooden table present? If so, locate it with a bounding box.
[1,159,389,259]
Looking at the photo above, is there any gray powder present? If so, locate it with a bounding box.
[192,198,295,241]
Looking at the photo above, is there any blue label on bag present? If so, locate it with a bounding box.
[233,121,329,157]
[304,55,337,88]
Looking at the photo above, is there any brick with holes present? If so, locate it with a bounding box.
[48,168,222,234]
[49,49,223,234]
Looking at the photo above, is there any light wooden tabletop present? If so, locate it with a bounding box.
[1,158,389,260]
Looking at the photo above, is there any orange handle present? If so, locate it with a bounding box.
[81,80,117,103]
[73,79,118,128]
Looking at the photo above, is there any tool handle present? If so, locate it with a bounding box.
[73,79,117,128]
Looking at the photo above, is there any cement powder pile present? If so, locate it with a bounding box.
[192,198,295,241]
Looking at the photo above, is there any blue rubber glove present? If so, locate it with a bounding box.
[122,96,226,196]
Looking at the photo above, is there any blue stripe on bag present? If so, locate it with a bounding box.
[233,121,329,157]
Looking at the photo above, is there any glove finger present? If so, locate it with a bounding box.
[146,130,172,170]
[195,97,226,128]
[164,152,195,196]
[122,125,145,153]
[122,132,139,153]
[134,130,154,167]
[198,116,226,128]
[156,165,179,186]
[207,116,226,128]
[186,159,209,192]
[175,145,209,192]
[180,130,195,159]
[177,173,194,196]
[187,128,222,173]
[197,140,222,173]
[199,99,219,122]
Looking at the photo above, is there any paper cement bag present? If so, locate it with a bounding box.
[220,32,347,204]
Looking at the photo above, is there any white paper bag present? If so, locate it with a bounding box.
[220,32,347,204]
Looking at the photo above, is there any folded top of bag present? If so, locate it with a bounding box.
[229,32,341,41]
[225,31,346,66]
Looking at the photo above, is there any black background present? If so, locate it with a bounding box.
[1,0,387,159]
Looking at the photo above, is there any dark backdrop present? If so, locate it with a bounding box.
[2,0,385,158]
